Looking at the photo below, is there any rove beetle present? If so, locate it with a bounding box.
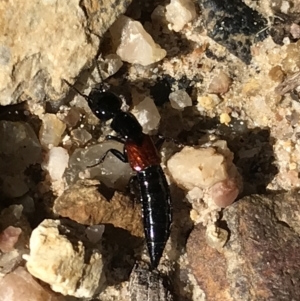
[64,65,172,269]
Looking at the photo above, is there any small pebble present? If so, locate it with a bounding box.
[85,225,105,244]
[197,94,221,110]
[282,40,300,73]
[61,107,81,127]
[220,113,231,125]
[151,5,167,31]
[167,146,231,190]
[0,226,22,253]
[44,147,69,183]
[169,89,192,110]
[165,0,196,32]
[109,15,166,66]
[208,71,232,94]
[132,97,161,133]
[39,114,66,149]
[210,179,239,208]
[290,23,300,39]
[71,128,92,145]
[25,219,105,298]
[268,65,284,82]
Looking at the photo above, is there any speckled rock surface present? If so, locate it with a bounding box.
[25,219,106,298]
[187,193,300,301]
[200,0,268,64]
[0,0,132,105]
[187,223,231,301]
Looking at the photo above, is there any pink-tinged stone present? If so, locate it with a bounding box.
[210,179,239,208]
[0,226,22,253]
[0,267,64,301]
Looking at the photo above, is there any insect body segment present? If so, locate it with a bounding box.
[136,165,171,269]
[125,134,161,172]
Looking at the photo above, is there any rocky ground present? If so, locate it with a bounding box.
[0,0,300,300]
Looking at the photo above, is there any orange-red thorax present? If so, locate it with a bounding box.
[125,134,161,172]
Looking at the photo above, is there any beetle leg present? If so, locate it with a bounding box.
[105,135,126,144]
[87,148,128,168]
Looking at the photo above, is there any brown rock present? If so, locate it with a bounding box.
[224,194,300,300]
[273,191,300,235]
[54,180,143,237]
[208,71,232,94]
[268,65,284,83]
[0,226,22,253]
[187,224,233,301]
[187,194,300,301]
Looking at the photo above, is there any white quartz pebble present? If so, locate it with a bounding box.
[110,15,166,66]
[132,97,161,133]
[166,0,197,32]
[169,90,192,110]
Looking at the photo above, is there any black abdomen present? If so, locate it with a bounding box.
[136,165,172,269]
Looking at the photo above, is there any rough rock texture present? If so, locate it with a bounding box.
[53,180,143,238]
[187,193,300,301]
[167,141,241,225]
[0,267,64,301]
[200,0,268,64]
[168,145,238,190]
[187,224,231,301]
[25,219,106,298]
[129,263,174,301]
[0,0,132,105]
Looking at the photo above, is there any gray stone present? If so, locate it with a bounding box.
[64,141,132,190]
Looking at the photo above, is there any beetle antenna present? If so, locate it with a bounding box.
[95,59,104,83]
[63,79,89,100]
[94,57,112,93]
